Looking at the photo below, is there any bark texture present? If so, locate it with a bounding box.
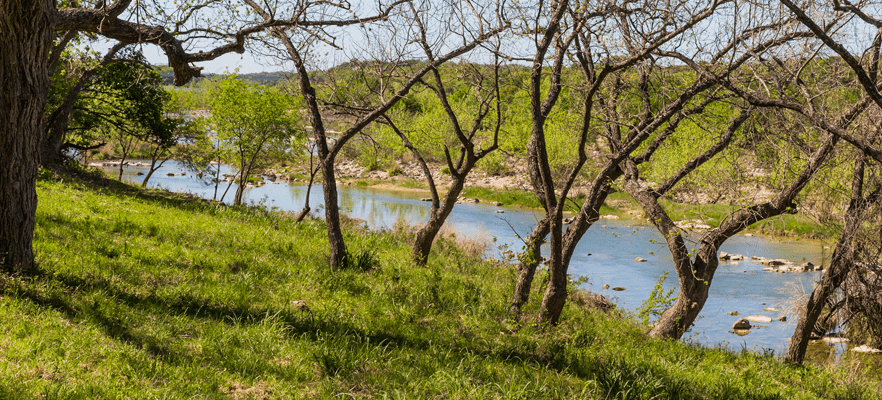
[0,0,53,273]
[786,159,877,364]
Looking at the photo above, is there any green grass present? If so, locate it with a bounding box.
[1,171,879,398]
[456,187,835,239]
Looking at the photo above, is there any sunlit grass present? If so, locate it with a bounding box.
[0,171,877,398]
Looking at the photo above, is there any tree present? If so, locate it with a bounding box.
[503,0,736,323]
[246,0,508,268]
[207,76,295,206]
[0,0,405,272]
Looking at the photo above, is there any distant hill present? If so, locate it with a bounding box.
[155,66,291,85]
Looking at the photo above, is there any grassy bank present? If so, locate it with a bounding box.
[2,170,878,398]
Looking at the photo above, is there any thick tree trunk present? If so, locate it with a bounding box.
[320,157,347,268]
[0,0,53,273]
[647,250,716,338]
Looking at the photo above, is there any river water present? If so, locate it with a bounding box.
[106,161,836,355]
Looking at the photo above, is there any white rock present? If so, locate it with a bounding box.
[851,345,881,353]
[744,315,772,323]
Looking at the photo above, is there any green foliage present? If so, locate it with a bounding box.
[205,76,299,203]
[62,59,178,155]
[636,272,678,325]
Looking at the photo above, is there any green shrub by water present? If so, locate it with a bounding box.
[0,171,878,398]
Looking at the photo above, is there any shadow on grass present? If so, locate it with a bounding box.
[4,264,809,400]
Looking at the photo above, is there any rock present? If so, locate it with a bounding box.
[822,336,848,344]
[494,202,503,206]
[634,257,647,262]
[763,307,781,312]
[167,172,176,176]
[744,233,754,237]
[732,318,752,330]
[562,217,574,224]
[586,253,592,256]
[495,210,505,213]
[851,345,882,353]
[733,329,751,336]
[729,254,745,261]
[180,171,186,176]
[744,315,772,323]
[196,172,203,178]
[291,300,310,312]
[136,172,144,176]
[776,316,787,322]
[602,284,610,289]
[601,214,620,220]
[420,198,431,202]
[728,311,740,316]
[611,287,626,291]
[799,262,815,271]
[719,252,730,260]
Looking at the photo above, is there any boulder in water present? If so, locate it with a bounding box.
[732,318,752,330]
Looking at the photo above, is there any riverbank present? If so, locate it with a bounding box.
[319,161,839,240]
[3,169,878,398]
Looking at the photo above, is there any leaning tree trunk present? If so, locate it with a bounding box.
[786,158,867,364]
[412,172,470,265]
[0,0,53,273]
[786,249,851,364]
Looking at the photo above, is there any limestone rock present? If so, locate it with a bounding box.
[635,257,647,262]
[727,311,739,316]
[602,284,610,289]
[744,315,772,323]
[611,287,626,291]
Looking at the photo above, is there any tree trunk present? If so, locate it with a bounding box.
[536,213,566,324]
[412,174,468,265]
[785,253,850,364]
[0,0,53,273]
[234,173,246,206]
[141,168,156,187]
[786,158,867,364]
[320,157,347,268]
[507,216,550,321]
[646,267,712,339]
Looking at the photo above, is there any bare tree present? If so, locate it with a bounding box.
[246,0,509,268]
[504,0,743,324]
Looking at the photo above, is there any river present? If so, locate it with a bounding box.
[104,160,837,356]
